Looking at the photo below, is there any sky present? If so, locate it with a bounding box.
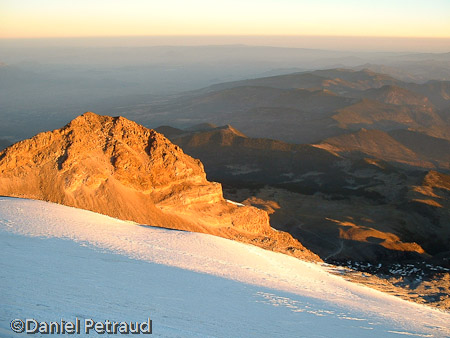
[1,0,450,39]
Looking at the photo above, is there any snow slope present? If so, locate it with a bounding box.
[0,197,449,337]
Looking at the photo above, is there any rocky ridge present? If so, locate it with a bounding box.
[0,112,319,261]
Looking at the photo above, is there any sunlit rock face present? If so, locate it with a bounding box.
[0,112,320,262]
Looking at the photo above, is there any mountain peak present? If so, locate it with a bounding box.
[69,111,109,126]
[67,112,146,134]
[217,124,247,137]
[0,113,319,262]
[1,112,199,196]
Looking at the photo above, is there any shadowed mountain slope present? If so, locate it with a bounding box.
[207,68,401,94]
[331,99,442,130]
[352,85,432,106]
[159,124,343,188]
[317,129,450,170]
[407,80,450,111]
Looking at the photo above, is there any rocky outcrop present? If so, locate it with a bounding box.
[0,112,320,261]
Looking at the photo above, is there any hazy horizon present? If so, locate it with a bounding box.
[3,0,449,54]
[2,0,450,50]
[1,35,449,53]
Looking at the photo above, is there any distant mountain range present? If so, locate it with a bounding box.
[2,47,449,141]
[137,68,450,145]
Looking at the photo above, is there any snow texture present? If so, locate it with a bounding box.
[1,197,449,337]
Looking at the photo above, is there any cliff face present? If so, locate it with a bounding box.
[0,112,320,261]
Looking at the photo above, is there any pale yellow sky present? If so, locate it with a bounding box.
[1,0,450,39]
